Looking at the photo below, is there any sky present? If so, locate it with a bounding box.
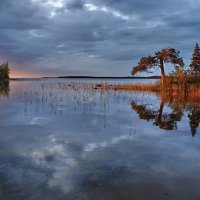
[0,0,200,78]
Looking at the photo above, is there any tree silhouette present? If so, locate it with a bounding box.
[131,48,184,85]
[189,43,200,75]
[0,62,10,80]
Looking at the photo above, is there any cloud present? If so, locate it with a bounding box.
[66,0,85,10]
[0,0,199,76]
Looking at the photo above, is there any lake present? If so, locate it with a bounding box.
[0,78,200,200]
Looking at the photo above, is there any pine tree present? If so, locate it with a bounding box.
[132,48,184,85]
[189,42,200,75]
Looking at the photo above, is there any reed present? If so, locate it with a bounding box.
[90,82,162,92]
[96,79,200,95]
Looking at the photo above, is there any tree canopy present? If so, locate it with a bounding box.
[189,42,200,75]
[132,48,184,84]
[0,62,10,80]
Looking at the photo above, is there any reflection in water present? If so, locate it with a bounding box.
[1,80,200,200]
[131,93,200,136]
[2,80,200,137]
[5,80,200,136]
[0,81,10,97]
[8,81,120,128]
[188,106,200,136]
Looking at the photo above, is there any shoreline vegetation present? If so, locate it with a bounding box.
[0,62,10,80]
[7,75,200,98]
[0,62,10,96]
[85,42,200,96]
[92,78,200,99]
[129,43,200,93]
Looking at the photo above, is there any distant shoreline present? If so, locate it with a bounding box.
[44,76,160,79]
[11,76,160,80]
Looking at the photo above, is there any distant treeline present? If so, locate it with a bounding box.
[43,75,161,79]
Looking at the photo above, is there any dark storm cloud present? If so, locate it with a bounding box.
[66,0,85,10]
[0,0,49,29]
[0,0,199,76]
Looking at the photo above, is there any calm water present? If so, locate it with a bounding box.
[0,79,200,200]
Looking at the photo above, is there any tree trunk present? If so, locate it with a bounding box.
[157,98,164,125]
[160,59,165,87]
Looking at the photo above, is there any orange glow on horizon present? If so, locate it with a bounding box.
[10,69,48,78]
[10,69,61,79]
[3,62,46,78]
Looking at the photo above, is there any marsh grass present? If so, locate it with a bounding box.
[6,80,200,117]
[95,79,200,100]
[108,82,161,92]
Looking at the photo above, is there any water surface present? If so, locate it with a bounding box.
[0,79,200,200]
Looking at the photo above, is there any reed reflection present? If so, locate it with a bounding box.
[131,92,200,136]
[0,80,10,97]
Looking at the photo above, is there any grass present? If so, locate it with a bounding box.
[109,82,161,92]
[94,80,200,96]
[90,82,162,92]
